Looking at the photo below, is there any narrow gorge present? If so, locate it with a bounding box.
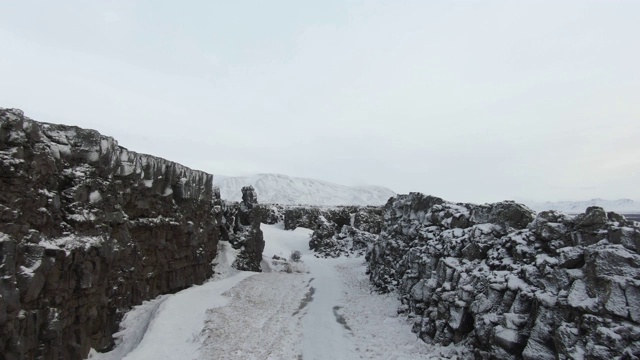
[1,109,639,359]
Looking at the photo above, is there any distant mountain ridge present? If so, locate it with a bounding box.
[214,173,396,206]
[524,198,640,214]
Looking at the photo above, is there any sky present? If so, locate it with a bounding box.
[0,1,638,203]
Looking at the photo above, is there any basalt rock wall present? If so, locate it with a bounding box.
[0,109,220,359]
[367,193,640,359]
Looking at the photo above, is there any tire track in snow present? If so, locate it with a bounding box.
[300,258,361,360]
[332,306,352,332]
[293,287,315,316]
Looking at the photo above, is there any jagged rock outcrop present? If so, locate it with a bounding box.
[286,206,384,257]
[367,193,640,359]
[0,109,222,359]
[283,207,323,231]
[254,204,284,225]
[217,186,265,272]
[309,217,378,258]
[284,206,382,232]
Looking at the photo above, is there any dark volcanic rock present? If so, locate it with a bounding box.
[284,205,383,233]
[255,204,284,225]
[367,192,640,359]
[309,219,378,258]
[216,186,265,272]
[0,109,224,359]
[228,214,264,272]
[283,207,322,231]
[241,185,258,208]
[290,206,384,258]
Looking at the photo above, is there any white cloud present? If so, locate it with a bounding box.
[103,11,120,24]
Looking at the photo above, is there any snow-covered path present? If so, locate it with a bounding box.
[91,224,462,360]
[300,258,359,359]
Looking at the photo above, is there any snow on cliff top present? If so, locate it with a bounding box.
[214,173,395,206]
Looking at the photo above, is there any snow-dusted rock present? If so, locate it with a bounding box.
[308,216,378,258]
[367,192,640,359]
[0,109,223,359]
[255,204,285,225]
[284,205,383,232]
[216,186,265,272]
[283,206,383,257]
[241,185,258,208]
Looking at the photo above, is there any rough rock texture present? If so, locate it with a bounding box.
[0,109,221,359]
[309,217,378,258]
[254,204,284,225]
[286,206,383,258]
[367,193,640,359]
[283,207,323,231]
[216,186,265,272]
[284,206,382,232]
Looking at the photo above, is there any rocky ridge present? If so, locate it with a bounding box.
[0,109,261,359]
[365,193,640,359]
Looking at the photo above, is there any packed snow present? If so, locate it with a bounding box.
[215,173,396,206]
[89,224,462,359]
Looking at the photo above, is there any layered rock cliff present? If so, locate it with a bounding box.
[0,109,223,359]
[367,193,640,359]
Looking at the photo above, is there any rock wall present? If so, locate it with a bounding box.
[0,109,221,359]
[367,193,640,359]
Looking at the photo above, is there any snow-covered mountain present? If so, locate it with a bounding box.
[214,173,395,206]
[524,198,640,214]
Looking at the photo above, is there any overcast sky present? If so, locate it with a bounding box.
[1,1,638,203]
